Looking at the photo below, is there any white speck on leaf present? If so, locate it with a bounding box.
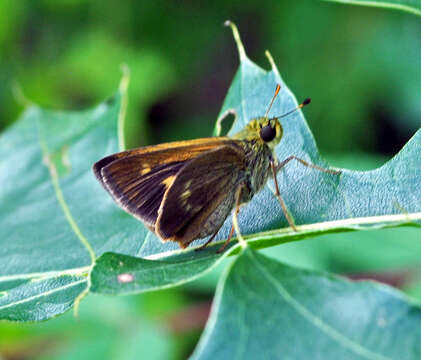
[117,273,134,283]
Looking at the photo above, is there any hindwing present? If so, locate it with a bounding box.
[156,145,246,247]
[93,137,242,229]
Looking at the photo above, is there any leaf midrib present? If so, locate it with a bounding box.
[144,212,421,260]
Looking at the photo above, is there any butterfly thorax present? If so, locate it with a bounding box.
[232,117,283,197]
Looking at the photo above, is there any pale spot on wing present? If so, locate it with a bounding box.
[161,175,176,187]
[181,189,192,209]
[141,167,151,175]
[181,189,191,199]
[181,180,193,206]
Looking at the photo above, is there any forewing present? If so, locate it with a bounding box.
[99,158,185,226]
[93,137,230,187]
[93,137,237,227]
[156,145,246,247]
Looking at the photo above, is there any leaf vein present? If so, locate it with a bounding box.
[136,232,153,257]
[36,117,96,265]
[0,266,91,282]
[249,251,392,360]
[0,278,86,311]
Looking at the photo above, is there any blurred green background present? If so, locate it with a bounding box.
[0,1,420,359]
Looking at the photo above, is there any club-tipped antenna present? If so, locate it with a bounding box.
[276,98,311,119]
[264,84,281,119]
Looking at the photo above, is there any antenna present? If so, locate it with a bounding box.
[264,84,281,119]
[275,98,311,119]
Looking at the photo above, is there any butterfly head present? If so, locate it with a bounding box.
[245,117,283,149]
[251,96,311,149]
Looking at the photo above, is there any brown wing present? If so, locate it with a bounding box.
[93,137,236,228]
[156,145,246,248]
[93,137,230,187]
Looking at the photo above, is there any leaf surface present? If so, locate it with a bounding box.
[1,24,420,321]
[0,79,142,320]
[192,248,421,360]
[91,22,420,295]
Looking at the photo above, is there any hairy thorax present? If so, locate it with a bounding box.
[197,140,273,240]
[242,140,273,198]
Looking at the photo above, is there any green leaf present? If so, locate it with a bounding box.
[90,251,222,295]
[323,0,421,17]
[0,77,136,321]
[0,275,87,322]
[215,22,420,239]
[192,248,421,360]
[1,21,420,321]
[90,22,420,296]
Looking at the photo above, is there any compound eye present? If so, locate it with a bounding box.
[260,124,277,142]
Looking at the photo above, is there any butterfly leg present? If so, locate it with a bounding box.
[195,223,235,253]
[197,184,247,253]
[230,185,248,249]
[270,160,297,231]
[216,224,235,254]
[271,156,341,231]
[275,156,342,176]
[195,230,221,251]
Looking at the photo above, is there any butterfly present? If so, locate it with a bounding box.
[93,85,341,252]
